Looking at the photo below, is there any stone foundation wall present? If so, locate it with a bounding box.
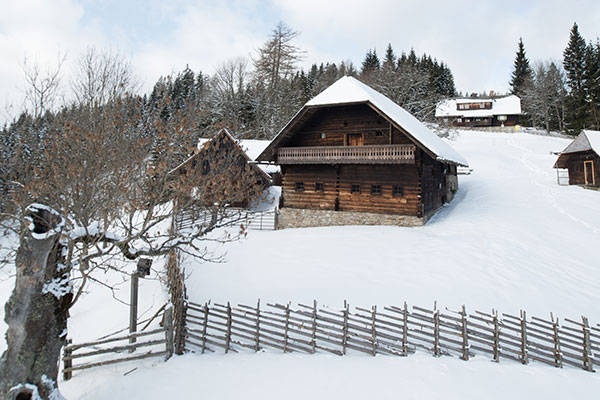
[277,208,427,229]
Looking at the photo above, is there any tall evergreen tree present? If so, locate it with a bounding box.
[563,23,589,132]
[509,38,533,97]
[361,48,380,76]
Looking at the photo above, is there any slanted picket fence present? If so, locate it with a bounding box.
[176,208,277,231]
[184,300,599,372]
[62,307,174,380]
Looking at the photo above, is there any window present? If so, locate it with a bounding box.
[371,185,382,195]
[480,103,485,108]
[376,130,383,137]
[295,182,305,192]
[393,185,404,197]
[315,182,324,192]
[351,184,360,194]
[201,160,210,175]
[321,132,327,139]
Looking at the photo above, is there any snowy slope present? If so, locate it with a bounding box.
[4,129,600,398]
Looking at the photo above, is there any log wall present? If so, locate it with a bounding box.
[287,105,413,147]
[566,151,600,186]
[282,164,421,216]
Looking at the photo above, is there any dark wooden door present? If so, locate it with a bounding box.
[584,161,595,185]
[347,134,363,146]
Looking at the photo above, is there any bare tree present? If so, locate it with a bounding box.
[253,22,304,91]
[211,57,251,132]
[0,73,266,397]
[71,47,140,109]
[21,52,66,119]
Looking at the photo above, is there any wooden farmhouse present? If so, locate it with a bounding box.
[171,129,271,208]
[435,95,521,128]
[257,76,469,228]
[554,130,600,187]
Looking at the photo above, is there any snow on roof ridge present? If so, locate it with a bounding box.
[583,130,600,154]
[307,76,468,167]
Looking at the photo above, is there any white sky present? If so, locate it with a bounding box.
[2,0,600,124]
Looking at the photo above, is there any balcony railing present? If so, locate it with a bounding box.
[277,144,415,164]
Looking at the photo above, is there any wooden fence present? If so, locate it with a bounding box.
[184,300,600,372]
[62,307,174,380]
[176,208,277,232]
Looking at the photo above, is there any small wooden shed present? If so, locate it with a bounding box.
[257,76,469,228]
[171,129,271,207]
[554,130,600,187]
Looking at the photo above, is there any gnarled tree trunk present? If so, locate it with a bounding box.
[0,205,71,400]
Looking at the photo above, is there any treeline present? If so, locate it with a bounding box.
[510,23,600,134]
[145,23,456,140]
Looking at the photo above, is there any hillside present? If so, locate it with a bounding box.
[3,129,600,398]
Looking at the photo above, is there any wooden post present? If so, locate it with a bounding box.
[520,310,528,364]
[311,300,317,354]
[371,305,377,356]
[551,313,562,368]
[492,310,499,363]
[255,299,260,352]
[225,302,232,354]
[202,302,208,354]
[129,272,139,353]
[283,302,290,353]
[582,316,594,372]
[63,339,73,381]
[402,301,408,356]
[461,305,469,361]
[433,303,440,357]
[164,306,174,360]
[342,300,349,355]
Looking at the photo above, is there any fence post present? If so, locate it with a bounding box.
[520,310,528,365]
[342,300,349,355]
[164,306,174,360]
[202,302,208,354]
[225,302,232,354]
[371,305,377,356]
[551,313,562,368]
[283,302,290,353]
[461,305,469,361]
[433,303,440,357]
[492,310,499,363]
[255,299,260,352]
[402,302,408,356]
[311,300,317,354]
[129,272,139,353]
[582,316,594,372]
[63,339,73,381]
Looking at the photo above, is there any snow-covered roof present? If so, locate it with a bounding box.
[259,76,468,167]
[553,130,600,168]
[197,136,279,174]
[558,130,600,155]
[435,95,521,118]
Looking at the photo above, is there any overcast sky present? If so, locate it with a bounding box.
[2,0,600,123]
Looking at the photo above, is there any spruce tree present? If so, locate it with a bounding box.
[361,48,380,75]
[563,23,588,132]
[509,38,533,97]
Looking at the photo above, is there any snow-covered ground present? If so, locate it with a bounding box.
[3,129,600,398]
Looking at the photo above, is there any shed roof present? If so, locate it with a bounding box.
[554,130,600,168]
[257,76,468,167]
[435,95,521,119]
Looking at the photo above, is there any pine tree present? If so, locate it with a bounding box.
[361,48,380,76]
[563,23,589,132]
[509,38,533,97]
[383,44,396,71]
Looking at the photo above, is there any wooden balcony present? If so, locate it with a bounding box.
[277,144,416,164]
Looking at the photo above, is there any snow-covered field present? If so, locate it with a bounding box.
[3,129,600,398]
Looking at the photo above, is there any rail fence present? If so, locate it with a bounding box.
[184,300,599,372]
[62,307,174,380]
[176,208,277,232]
